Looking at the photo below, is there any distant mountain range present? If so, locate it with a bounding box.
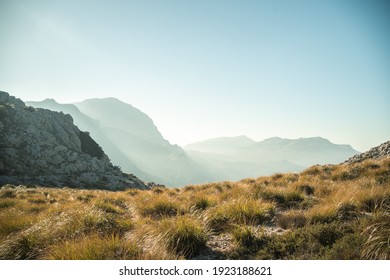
[185,136,359,181]
[27,97,360,186]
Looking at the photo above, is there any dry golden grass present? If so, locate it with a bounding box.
[0,158,389,259]
[48,234,142,260]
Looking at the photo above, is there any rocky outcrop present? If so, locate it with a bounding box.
[0,91,147,190]
[345,141,390,163]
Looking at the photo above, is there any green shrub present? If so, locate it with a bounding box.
[311,223,342,247]
[325,233,364,259]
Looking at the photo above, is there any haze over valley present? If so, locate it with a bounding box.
[27,97,359,186]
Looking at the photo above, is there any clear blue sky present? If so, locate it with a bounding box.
[1,0,389,151]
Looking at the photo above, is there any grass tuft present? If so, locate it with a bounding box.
[159,217,208,259]
[48,234,142,260]
[140,198,180,218]
[362,211,390,260]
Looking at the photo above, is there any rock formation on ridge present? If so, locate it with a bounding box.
[345,140,390,163]
[0,91,147,190]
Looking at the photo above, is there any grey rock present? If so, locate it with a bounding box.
[0,91,148,190]
[345,141,390,163]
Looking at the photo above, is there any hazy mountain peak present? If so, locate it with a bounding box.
[262,136,286,142]
[74,98,168,145]
[42,98,58,103]
[185,135,256,154]
[77,97,138,110]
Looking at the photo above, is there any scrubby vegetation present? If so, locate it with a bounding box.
[0,159,389,259]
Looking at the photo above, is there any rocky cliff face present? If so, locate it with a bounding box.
[345,140,390,163]
[0,91,147,190]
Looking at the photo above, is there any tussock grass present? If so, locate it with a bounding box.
[258,189,305,209]
[158,216,209,258]
[95,201,124,214]
[277,210,307,229]
[362,210,390,260]
[207,199,275,233]
[139,196,181,218]
[0,189,16,198]
[0,209,37,238]
[232,226,266,250]
[1,158,389,259]
[0,199,17,209]
[48,234,142,260]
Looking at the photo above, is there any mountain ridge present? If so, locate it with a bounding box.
[1,91,147,190]
[345,140,390,163]
[185,135,359,181]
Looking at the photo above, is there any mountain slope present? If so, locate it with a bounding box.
[0,91,146,190]
[74,98,213,186]
[28,97,212,186]
[185,135,256,155]
[26,99,156,182]
[74,98,169,145]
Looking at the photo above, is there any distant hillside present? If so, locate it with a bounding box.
[74,98,169,146]
[244,137,359,166]
[185,135,256,154]
[185,136,359,181]
[1,91,146,190]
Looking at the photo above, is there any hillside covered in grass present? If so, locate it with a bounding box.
[0,158,389,260]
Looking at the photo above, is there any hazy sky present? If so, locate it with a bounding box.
[1,0,389,151]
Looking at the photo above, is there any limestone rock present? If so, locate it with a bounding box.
[0,91,148,190]
[345,141,390,163]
